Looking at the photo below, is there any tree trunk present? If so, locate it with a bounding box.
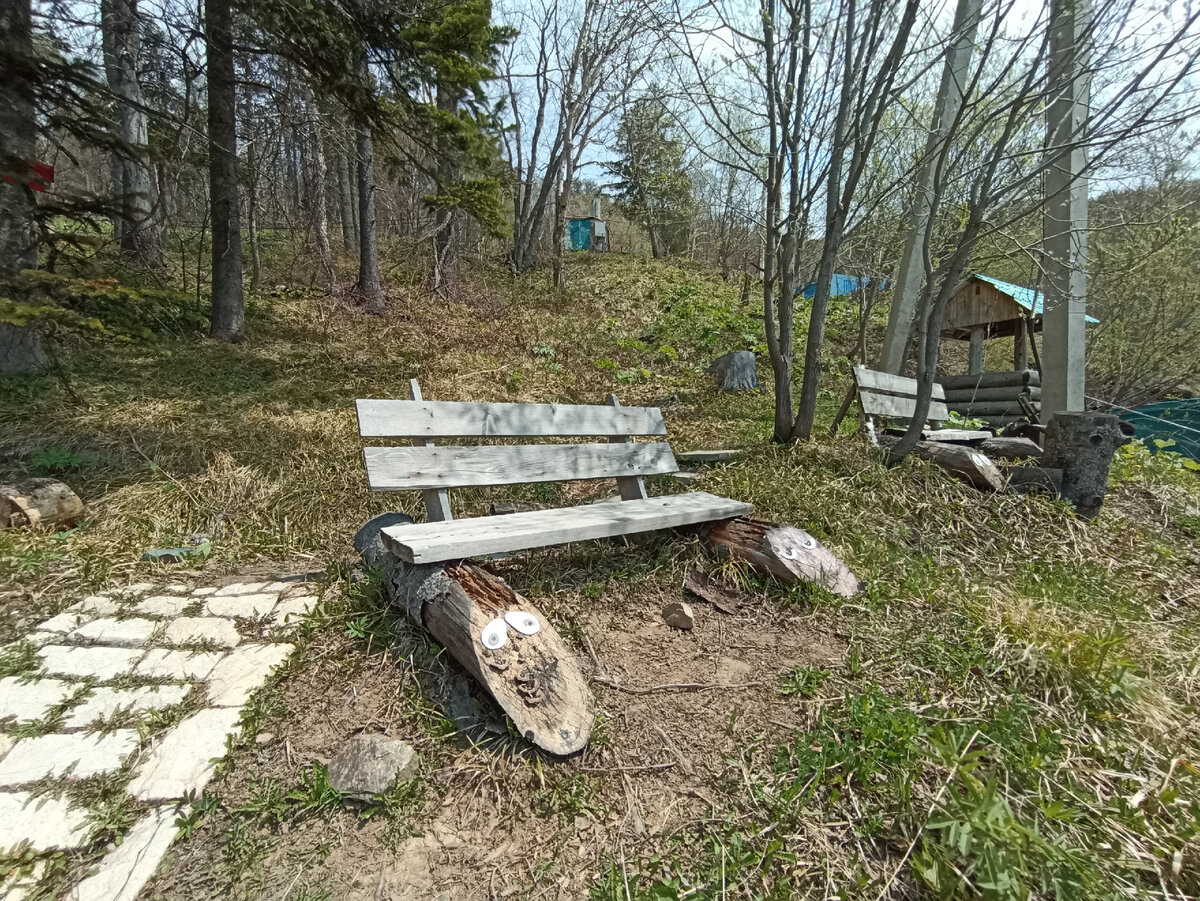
[356,514,592,756]
[1,479,86,529]
[0,0,38,273]
[355,122,384,314]
[705,517,860,598]
[205,0,244,341]
[336,144,356,253]
[101,0,162,269]
[430,84,458,295]
[1041,411,1130,518]
[0,323,47,374]
[300,85,332,288]
[246,138,262,293]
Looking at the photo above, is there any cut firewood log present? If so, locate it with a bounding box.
[355,514,592,756]
[1006,466,1063,496]
[979,436,1043,461]
[704,517,860,598]
[0,479,86,529]
[1041,412,1133,519]
[883,438,1005,492]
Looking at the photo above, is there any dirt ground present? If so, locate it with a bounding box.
[144,552,846,901]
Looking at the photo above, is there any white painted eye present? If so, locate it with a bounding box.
[505,611,541,636]
[802,535,818,550]
[481,617,508,650]
[778,547,798,560]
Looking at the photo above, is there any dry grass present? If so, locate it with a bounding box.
[2,250,1200,899]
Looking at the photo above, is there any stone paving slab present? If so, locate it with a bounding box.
[205,592,278,618]
[135,648,225,680]
[0,792,90,852]
[0,677,76,724]
[61,684,191,730]
[136,595,194,617]
[0,730,139,785]
[127,706,244,801]
[163,617,241,648]
[207,643,293,707]
[38,646,144,681]
[65,806,176,901]
[270,595,319,628]
[67,617,158,647]
[213,581,271,596]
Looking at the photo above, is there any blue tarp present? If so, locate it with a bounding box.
[1121,398,1200,461]
[797,274,880,298]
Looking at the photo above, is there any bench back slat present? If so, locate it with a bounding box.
[854,366,950,422]
[357,399,667,439]
[854,367,946,400]
[363,442,678,491]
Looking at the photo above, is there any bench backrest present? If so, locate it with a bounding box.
[854,366,949,434]
[356,380,675,521]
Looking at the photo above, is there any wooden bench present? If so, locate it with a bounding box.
[356,380,754,563]
[853,365,991,445]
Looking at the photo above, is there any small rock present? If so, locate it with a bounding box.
[327,734,419,799]
[255,732,275,746]
[661,601,695,630]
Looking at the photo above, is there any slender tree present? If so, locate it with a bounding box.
[355,120,384,313]
[206,0,245,341]
[101,0,163,268]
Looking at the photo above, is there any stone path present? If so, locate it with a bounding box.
[0,578,319,901]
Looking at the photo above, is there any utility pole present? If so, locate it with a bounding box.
[878,0,981,374]
[1041,0,1090,415]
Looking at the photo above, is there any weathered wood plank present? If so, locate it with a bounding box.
[937,370,1040,391]
[919,429,994,443]
[356,398,667,438]
[364,442,678,491]
[860,391,951,422]
[853,366,947,400]
[380,492,754,563]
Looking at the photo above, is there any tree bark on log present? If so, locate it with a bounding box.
[356,514,592,756]
[1006,466,1063,496]
[0,479,85,529]
[979,436,1043,460]
[704,517,860,598]
[1041,412,1132,518]
[883,437,1005,491]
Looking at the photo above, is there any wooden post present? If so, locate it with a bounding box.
[968,326,986,374]
[607,394,648,501]
[1042,0,1090,415]
[356,514,592,755]
[409,379,452,522]
[1013,320,1029,371]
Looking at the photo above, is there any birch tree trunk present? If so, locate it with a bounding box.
[0,0,38,273]
[102,0,162,269]
[205,0,245,341]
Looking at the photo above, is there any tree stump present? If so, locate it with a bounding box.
[0,479,86,529]
[707,351,758,392]
[1041,412,1132,518]
[705,517,860,598]
[0,324,49,375]
[355,514,592,756]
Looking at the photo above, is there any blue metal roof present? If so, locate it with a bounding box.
[972,274,1099,324]
[797,274,881,299]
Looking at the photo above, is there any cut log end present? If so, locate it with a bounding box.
[706,517,861,598]
[0,479,86,530]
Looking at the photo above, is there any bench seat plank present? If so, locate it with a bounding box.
[859,391,950,421]
[357,399,667,438]
[364,442,678,491]
[381,491,754,563]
